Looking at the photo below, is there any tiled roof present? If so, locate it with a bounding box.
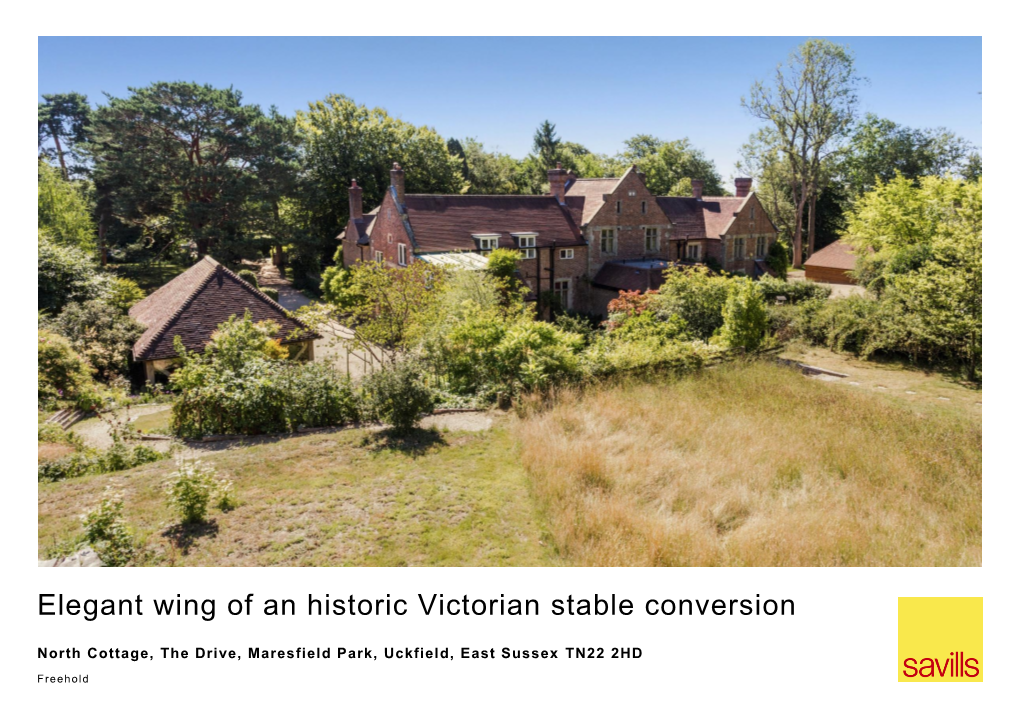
[655,196,748,239]
[337,206,380,245]
[804,240,856,270]
[592,260,670,292]
[129,256,318,361]
[403,195,583,252]
[564,177,622,225]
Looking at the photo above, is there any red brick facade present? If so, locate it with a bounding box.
[338,164,778,318]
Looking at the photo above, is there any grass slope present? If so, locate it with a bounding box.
[38,362,981,567]
[38,426,554,567]
[518,362,981,566]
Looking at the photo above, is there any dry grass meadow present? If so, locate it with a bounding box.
[517,362,982,566]
[38,361,981,566]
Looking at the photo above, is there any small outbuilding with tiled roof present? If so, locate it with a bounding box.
[804,240,857,285]
[129,256,319,383]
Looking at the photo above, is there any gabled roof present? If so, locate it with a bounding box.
[129,256,318,361]
[337,205,381,246]
[655,196,749,239]
[564,177,623,225]
[804,240,856,270]
[403,195,583,253]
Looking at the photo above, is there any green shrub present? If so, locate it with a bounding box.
[716,278,769,352]
[756,275,832,304]
[47,299,144,382]
[766,239,790,279]
[237,269,260,288]
[38,233,111,313]
[38,329,100,410]
[106,277,146,311]
[38,442,167,482]
[163,459,228,525]
[654,265,732,341]
[766,304,800,344]
[261,287,279,302]
[443,308,583,402]
[361,358,436,435]
[81,488,135,566]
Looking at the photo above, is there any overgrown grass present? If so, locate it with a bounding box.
[38,425,555,566]
[38,362,981,566]
[516,361,981,566]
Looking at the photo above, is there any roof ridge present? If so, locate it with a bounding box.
[134,260,219,358]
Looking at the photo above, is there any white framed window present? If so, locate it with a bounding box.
[644,227,659,252]
[734,238,745,260]
[628,190,637,197]
[397,243,407,266]
[553,279,571,310]
[686,243,700,261]
[474,234,500,253]
[600,228,616,254]
[374,250,384,263]
[560,248,574,260]
[387,233,393,245]
[756,237,767,258]
[514,235,537,259]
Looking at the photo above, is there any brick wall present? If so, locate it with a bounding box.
[720,194,777,275]
[585,171,672,277]
[367,193,413,268]
[517,244,590,312]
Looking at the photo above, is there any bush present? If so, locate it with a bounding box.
[106,277,146,312]
[290,252,321,291]
[654,265,732,341]
[237,269,260,288]
[46,299,144,381]
[766,239,790,279]
[755,275,831,304]
[38,329,100,410]
[38,442,167,482]
[81,488,135,566]
[38,233,111,313]
[716,278,769,352]
[163,459,229,525]
[361,358,436,434]
[261,287,279,302]
[443,309,583,402]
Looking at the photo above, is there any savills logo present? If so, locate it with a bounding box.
[898,597,982,682]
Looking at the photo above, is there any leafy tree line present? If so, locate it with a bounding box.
[738,39,981,264]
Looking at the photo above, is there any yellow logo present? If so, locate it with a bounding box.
[898,597,982,682]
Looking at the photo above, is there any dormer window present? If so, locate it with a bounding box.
[514,234,537,260]
[473,234,500,254]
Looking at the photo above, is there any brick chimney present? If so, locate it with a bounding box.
[735,177,753,198]
[349,179,363,221]
[390,163,405,205]
[548,162,567,204]
[691,179,704,200]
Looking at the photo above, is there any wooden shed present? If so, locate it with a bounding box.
[804,240,856,285]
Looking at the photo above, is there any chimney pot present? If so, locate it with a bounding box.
[390,163,405,205]
[735,177,753,198]
[691,179,704,200]
[349,179,363,221]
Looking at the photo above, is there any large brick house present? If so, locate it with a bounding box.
[341,163,778,317]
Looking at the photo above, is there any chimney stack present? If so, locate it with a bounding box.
[548,162,567,204]
[349,179,363,221]
[390,163,405,205]
[735,177,752,198]
[691,179,704,200]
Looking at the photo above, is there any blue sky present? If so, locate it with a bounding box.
[38,37,981,185]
